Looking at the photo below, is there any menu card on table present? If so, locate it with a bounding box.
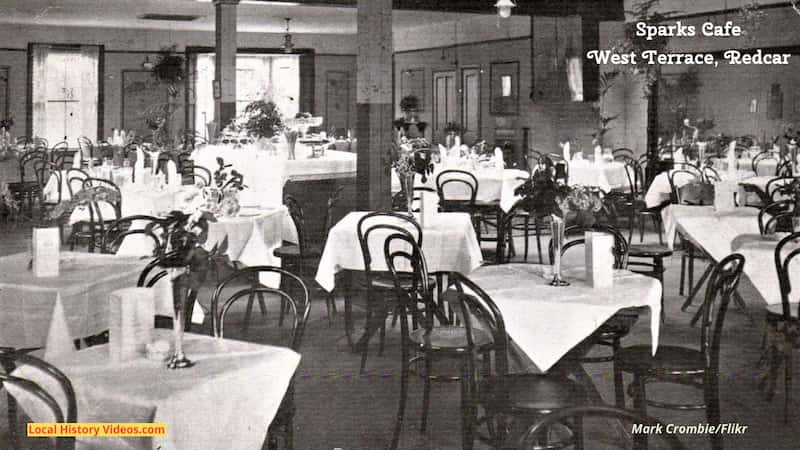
[109,287,155,363]
[585,231,614,289]
[32,227,60,277]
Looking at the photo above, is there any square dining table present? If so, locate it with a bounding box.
[0,252,146,356]
[465,264,662,373]
[8,329,300,450]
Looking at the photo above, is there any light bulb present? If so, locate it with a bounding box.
[495,0,515,18]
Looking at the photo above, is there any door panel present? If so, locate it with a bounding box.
[433,71,456,141]
[325,70,351,135]
[461,67,480,143]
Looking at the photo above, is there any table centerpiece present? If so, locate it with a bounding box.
[392,137,433,214]
[514,156,604,286]
[153,209,218,369]
[203,157,245,217]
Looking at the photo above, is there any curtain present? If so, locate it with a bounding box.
[31,44,49,140]
[566,57,583,102]
[78,45,100,141]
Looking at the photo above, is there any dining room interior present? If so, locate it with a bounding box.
[0,0,800,449]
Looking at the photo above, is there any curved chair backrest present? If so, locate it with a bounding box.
[668,169,700,204]
[211,266,310,350]
[445,273,509,376]
[137,251,183,288]
[357,211,423,277]
[105,229,162,256]
[612,148,634,159]
[384,228,434,335]
[702,165,721,183]
[82,177,122,218]
[758,200,794,235]
[775,232,800,320]
[436,169,478,207]
[19,150,47,182]
[283,195,310,257]
[699,253,745,371]
[752,150,779,176]
[776,159,793,177]
[0,350,76,450]
[65,168,89,197]
[518,405,686,450]
[77,136,93,160]
[549,224,630,269]
[189,164,211,187]
[766,176,795,202]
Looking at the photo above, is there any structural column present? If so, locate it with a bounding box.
[356,0,393,210]
[214,0,239,130]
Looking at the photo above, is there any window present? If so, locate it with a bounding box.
[194,53,300,136]
[31,45,100,144]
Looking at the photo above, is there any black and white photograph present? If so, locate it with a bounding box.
[0,0,798,448]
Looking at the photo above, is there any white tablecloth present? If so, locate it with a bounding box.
[0,252,146,355]
[709,156,777,176]
[192,144,356,208]
[663,204,761,255]
[390,165,528,212]
[466,264,661,372]
[731,233,800,305]
[315,211,483,292]
[645,169,755,208]
[9,329,300,450]
[568,160,630,192]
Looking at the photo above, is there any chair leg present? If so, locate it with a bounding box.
[679,252,687,296]
[639,213,645,243]
[343,295,355,350]
[705,376,722,450]
[654,216,663,244]
[243,292,255,332]
[632,375,648,450]
[460,357,475,450]
[391,342,410,450]
[785,350,792,423]
[536,218,544,265]
[325,292,335,327]
[523,216,530,262]
[420,355,432,433]
[613,340,625,408]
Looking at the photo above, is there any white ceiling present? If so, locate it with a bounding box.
[0,0,484,34]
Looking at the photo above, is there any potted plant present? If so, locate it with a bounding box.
[399,95,420,121]
[152,46,185,87]
[243,100,283,140]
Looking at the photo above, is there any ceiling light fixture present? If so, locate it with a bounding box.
[282,18,294,54]
[495,0,516,18]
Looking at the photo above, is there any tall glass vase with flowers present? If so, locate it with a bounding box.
[514,156,604,286]
[152,210,218,369]
[392,137,433,214]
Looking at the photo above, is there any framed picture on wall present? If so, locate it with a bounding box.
[400,68,425,112]
[490,61,519,116]
[212,80,221,100]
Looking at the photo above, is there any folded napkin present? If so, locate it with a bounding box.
[673,147,685,163]
[493,147,505,170]
[560,141,571,161]
[109,287,155,363]
[167,160,180,188]
[726,140,737,172]
[134,148,145,183]
[594,145,602,163]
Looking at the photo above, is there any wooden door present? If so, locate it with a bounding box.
[461,67,481,143]
[433,70,456,141]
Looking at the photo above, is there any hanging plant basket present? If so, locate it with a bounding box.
[152,47,185,84]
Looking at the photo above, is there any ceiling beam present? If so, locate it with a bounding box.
[248,0,625,20]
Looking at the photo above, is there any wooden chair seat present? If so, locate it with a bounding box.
[616,345,706,376]
[482,373,587,413]
[409,326,492,351]
[272,242,322,260]
[628,243,673,258]
[766,303,800,320]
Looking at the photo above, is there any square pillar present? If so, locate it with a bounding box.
[356,0,393,211]
[214,0,239,130]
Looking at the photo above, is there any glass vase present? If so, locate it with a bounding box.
[550,215,569,286]
[166,270,194,369]
[401,173,415,215]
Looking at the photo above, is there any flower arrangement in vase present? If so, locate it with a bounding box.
[243,100,283,140]
[204,157,245,217]
[514,156,604,285]
[392,136,433,214]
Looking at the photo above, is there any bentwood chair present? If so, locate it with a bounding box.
[518,405,686,450]
[385,228,492,450]
[211,266,310,450]
[445,273,588,450]
[758,200,794,236]
[766,176,795,203]
[67,178,122,252]
[77,136,94,167]
[354,212,424,373]
[615,253,745,450]
[760,232,800,422]
[753,150,780,176]
[274,187,344,326]
[0,349,77,450]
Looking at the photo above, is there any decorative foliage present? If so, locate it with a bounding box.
[212,157,245,191]
[393,138,433,183]
[152,210,219,289]
[592,70,621,146]
[152,46,185,86]
[399,95,420,112]
[243,100,283,139]
[0,117,14,129]
[514,156,603,223]
[0,183,19,220]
